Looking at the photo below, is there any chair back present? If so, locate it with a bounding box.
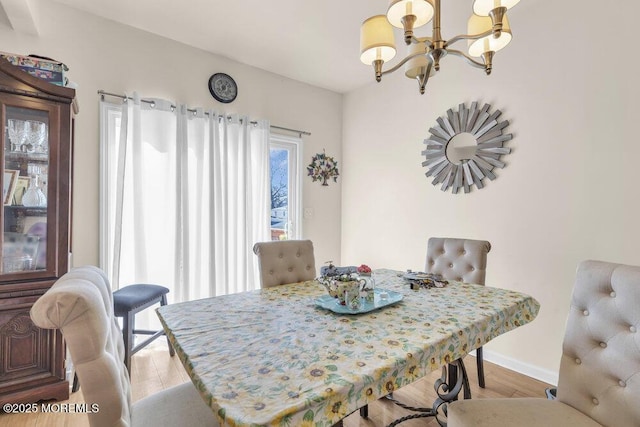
[31,266,132,427]
[557,260,640,426]
[425,237,491,284]
[253,239,316,288]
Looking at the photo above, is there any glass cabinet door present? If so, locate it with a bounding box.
[3,105,50,273]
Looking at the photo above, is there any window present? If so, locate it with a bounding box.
[269,134,302,240]
[98,103,123,272]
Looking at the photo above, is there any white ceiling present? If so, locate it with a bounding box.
[49,0,387,94]
[3,0,520,94]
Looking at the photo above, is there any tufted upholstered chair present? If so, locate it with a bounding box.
[425,237,491,387]
[448,260,640,427]
[30,266,219,427]
[425,237,491,285]
[253,239,316,288]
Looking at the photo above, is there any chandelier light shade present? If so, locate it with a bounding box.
[472,0,520,16]
[360,15,397,65]
[387,0,434,28]
[467,14,512,57]
[404,42,436,94]
[387,0,434,43]
[404,42,433,78]
[360,0,522,95]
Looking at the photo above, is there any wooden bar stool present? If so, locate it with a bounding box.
[72,283,174,392]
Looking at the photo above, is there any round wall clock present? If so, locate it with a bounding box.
[208,73,238,103]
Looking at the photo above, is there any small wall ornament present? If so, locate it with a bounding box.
[307,150,339,186]
[422,101,512,194]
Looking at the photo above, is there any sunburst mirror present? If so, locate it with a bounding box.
[422,102,512,194]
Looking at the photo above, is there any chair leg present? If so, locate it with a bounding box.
[72,372,80,392]
[161,294,175,357]
[359,405,368,418]
[122,311,134,374]
[477,346,485,388]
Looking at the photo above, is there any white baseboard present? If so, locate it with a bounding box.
[475,349,559,387]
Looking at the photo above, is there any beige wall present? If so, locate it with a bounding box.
[342,1,640,382]
[0,0,343,272]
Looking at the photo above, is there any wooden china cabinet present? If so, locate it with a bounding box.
[0,58,77,405]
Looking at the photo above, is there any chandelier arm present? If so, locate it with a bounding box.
[380,51,431,76]
[446,49,486,69]
[412,36,433,44]
[447,29,494,47]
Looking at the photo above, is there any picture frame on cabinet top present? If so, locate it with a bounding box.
[3,169,19,206]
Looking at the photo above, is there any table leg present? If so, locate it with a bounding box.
[447,364,458,400]
[385,358,471,427]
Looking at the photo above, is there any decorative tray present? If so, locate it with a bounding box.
[314,288,403,315]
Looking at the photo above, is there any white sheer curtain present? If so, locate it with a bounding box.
[100,93,270,308]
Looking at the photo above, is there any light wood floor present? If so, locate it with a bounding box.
[0,342,553,427]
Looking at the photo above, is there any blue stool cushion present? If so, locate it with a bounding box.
[113,284,170,315]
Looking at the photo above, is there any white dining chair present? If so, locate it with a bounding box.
[448,260,640,427]
[253,239,316,288]
[425,237,491,387]
[30,266,220,427]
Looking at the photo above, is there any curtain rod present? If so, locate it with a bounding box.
[97,90,311,136]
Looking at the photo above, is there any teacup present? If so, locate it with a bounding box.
[338,280,363,307]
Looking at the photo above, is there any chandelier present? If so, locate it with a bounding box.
[360,0,520,94]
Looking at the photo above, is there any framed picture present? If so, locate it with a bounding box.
[13,177,29,206]
[3,169,19,206]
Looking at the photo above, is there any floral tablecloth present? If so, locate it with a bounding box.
[156,269,540,427]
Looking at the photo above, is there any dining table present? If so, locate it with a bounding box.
[156,269,540,427]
